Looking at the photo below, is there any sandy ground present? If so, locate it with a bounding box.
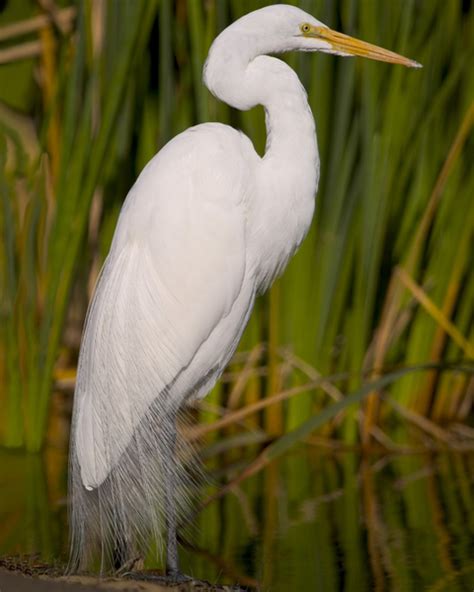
[0,570,251,591]
[0,559,250,592]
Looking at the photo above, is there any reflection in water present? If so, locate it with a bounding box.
[1,446,473,590]
[0,449,68,562]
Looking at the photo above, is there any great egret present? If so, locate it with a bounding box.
[69,3,420,581]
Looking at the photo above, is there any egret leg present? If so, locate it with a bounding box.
[113,536,127,571]
[112,511,134,572]
[164,410,188,581]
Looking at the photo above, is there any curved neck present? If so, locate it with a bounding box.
[204,36,317,160]
[204,33,319,289]
[258,58,316,164]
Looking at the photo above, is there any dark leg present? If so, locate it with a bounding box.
[113,513,137,573]
[164,411,190,582]
[124,411,190,583]
[113,537,127,571]
[165,412,178,575]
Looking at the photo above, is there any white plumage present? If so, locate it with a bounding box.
[69,4,420,578]
[76,124,256,490]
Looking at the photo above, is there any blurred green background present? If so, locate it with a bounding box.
[0,0,473,589]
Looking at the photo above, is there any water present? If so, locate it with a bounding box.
[1,446,473,591]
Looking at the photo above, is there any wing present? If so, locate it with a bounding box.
[73,124,255,489]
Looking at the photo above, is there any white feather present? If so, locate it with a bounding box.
[69,124,261,569]
[69,1,418,574]
[75,124,254,489]
[69,4,320,573]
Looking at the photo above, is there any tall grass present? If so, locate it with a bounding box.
[0,0,473,451]
[1,0,159,449]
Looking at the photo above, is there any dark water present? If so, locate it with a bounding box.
[1,446,473,591]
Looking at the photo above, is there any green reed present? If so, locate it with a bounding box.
[0,0,473,450]
[1,0,159,449]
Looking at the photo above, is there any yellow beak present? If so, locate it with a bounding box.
[305,26,421,68]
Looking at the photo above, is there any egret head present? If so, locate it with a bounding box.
[296,21,421,68]
[204,4,421,110]
[223,4,421,68]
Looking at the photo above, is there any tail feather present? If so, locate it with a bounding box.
[68,244,201,572]
[68,399,199,572]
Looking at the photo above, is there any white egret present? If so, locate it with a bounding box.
[69,3,420,581]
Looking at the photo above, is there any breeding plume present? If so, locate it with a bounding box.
[69,4,420,580]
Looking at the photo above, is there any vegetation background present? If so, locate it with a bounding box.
[0,1,473,587]
[1,0,472,451]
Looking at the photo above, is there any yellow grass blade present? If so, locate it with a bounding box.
[396,267,474,359]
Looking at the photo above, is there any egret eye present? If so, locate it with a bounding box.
[301,23,311,34]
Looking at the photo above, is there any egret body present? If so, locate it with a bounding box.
[69,4,420,579]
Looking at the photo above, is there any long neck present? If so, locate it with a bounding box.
[204,35,319,289]
[260,58,318,176]
[204,35,318,174]
[257,60,319,288]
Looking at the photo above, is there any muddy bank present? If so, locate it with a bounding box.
[0,558,249,591]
